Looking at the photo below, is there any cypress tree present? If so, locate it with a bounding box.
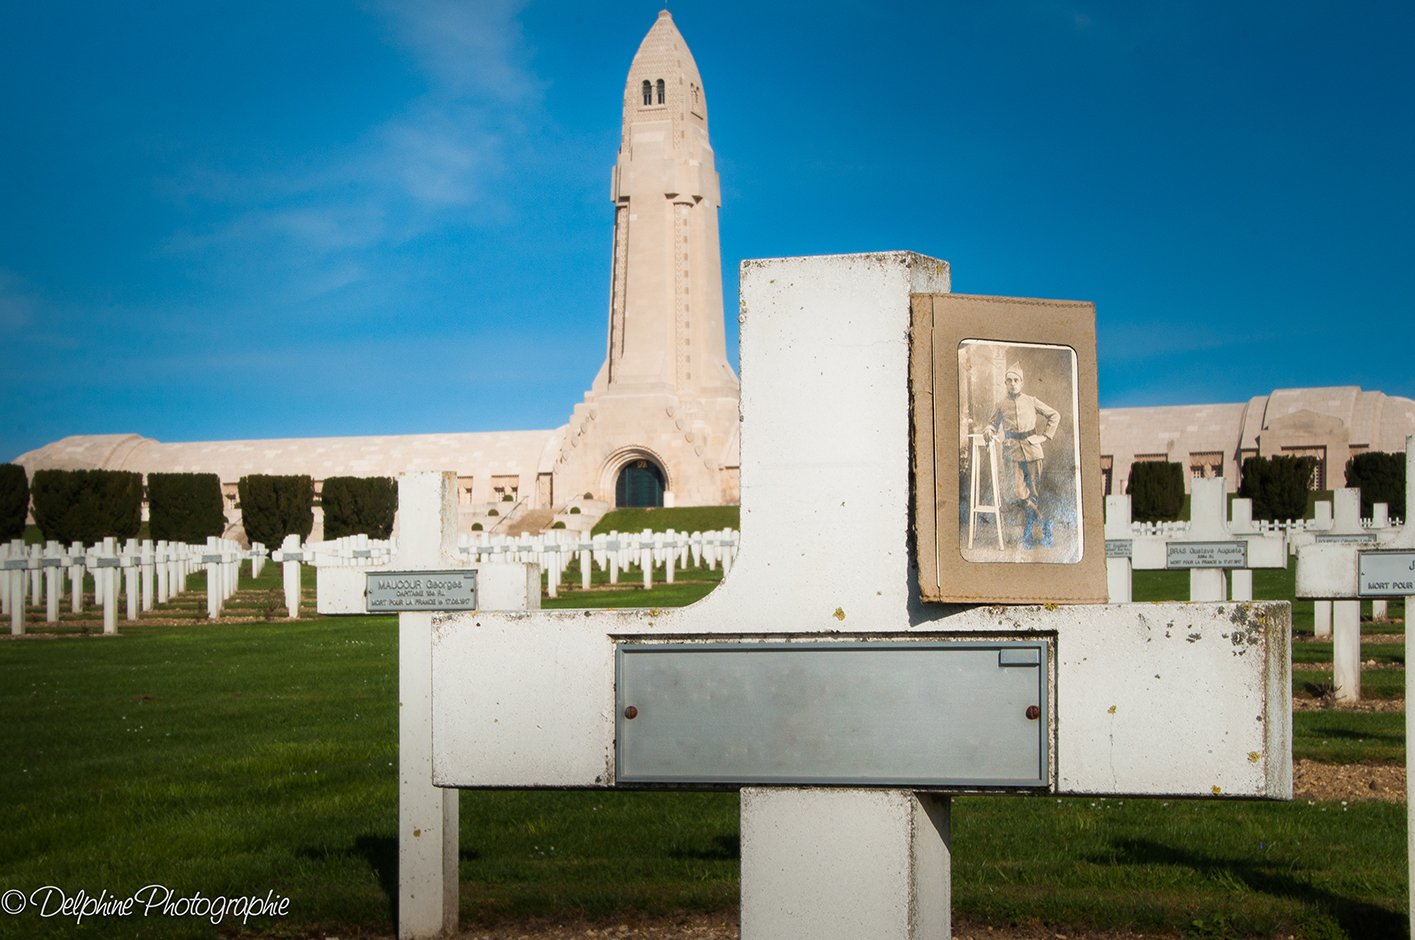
[0,464,29,541]
[148,472,227,543]
[1126,461,1185,523]
[237,475,314,547]
[1345,451,1406,519]
[320,476,398,540]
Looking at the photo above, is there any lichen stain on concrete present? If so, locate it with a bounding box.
[413,828,422,838]
[1247,751,1261,763]
[1107,705,1117,715]
[1211,785,1223,795]
[833,607,846,621]
[1186,632,1202,643]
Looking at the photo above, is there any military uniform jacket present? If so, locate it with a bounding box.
[990,394,1060,462]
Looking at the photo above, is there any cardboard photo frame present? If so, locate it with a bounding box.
[911,293,1107,605]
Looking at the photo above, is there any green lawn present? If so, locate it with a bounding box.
[0,543,1407,938]
[592,505,739,535]
[1294,711,1406,764]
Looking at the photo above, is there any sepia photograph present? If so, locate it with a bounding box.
[958,339,1082,564]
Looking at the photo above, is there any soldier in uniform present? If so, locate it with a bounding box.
[983,363,1060,548]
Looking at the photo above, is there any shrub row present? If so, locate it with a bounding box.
[1125,453,1372,523]
[239,474,399,545]
[31,469,143,544]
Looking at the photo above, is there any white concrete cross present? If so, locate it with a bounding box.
[1297,480,1411,703]
[4,541,29,635]
[40,541,68,624]
[1120,478,1286,602]
[88,537,121,635]
[1370,503,1393,621]
[270,535,305,619]
[1294,436,1415,934]
[1103,494,1134,602]
[316,472,540,938]
[422,254,1290,940]
[67,541,85,613]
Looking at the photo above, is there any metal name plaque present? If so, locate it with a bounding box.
[277,552,303,562]
[1166,541,1248,569]
[366,570,478,612]
[1316,533,1378,545]
[1104,539,1133,559]
[202,554,223,564]
[41,558,63,568]
[1357,552,1415,598]
[93,558,120,568]
[2,559,28,570]
[616,641,1048,788]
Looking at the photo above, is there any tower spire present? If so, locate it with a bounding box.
[598,10,736,398]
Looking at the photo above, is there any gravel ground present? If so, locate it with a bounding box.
[1294,758,1405,802]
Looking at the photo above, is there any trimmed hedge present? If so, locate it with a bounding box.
[320,476,397,540]
[237,475,314,547]
[1346,451,1406,519]
[1239,454,1317,521]
[148,472,226,544]
[0,464,28,541]
[30,469,142,544]
[1126,461,1184,523]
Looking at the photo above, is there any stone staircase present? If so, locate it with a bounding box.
[505,507,557,536]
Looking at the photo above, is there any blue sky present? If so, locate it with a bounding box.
[3,0,1412,462]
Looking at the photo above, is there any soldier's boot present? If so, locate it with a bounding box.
[1021,509,1037,549]
[1041,518,1054,548]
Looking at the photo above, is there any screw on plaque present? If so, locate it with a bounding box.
[624,705,639,720]
[1025,705,1040,720]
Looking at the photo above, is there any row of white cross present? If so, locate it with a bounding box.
[281,528,743,616]
[1128,509,1402,543]
[1104,478,1288,604]
[1105,474,1409,704]
[461,527,740,597]
[0,536,266,634]
[1105,479,1404,605]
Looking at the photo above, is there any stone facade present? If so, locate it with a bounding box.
[1100,386,1415,495]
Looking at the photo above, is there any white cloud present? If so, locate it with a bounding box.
[370,0,540,104]
[161,0,543,294]
[377,104,502,209]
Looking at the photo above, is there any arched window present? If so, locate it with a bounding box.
[656,79,665,105]
[642,80,652,106]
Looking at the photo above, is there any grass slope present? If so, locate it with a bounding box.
[591,505,739,535]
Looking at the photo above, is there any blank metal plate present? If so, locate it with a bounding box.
[615,641,1048,788]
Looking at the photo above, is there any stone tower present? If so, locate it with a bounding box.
[552,10,740,508]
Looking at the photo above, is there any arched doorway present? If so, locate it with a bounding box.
[615,458,666,507]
